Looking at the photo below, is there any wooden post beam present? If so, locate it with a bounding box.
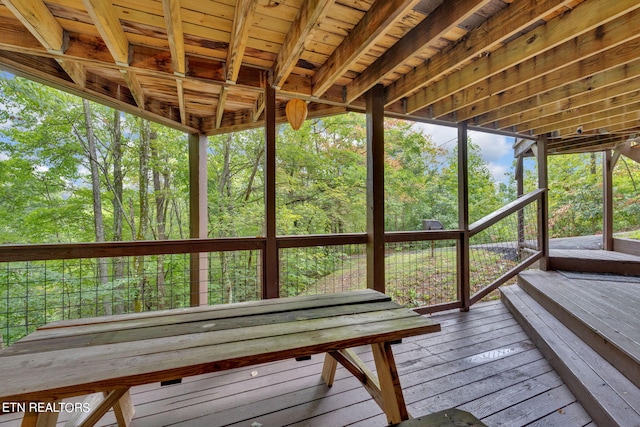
[263,83,279,299]
[603,149,614,251]
[536,134,549,270]
[457,121,470,311]
[366,84,385,293]
[189,133,209,306]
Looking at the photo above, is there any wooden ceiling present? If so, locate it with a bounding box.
[1,0,640,154]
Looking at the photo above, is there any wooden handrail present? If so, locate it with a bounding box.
[0,238,267,262]
[277,233,367,248]
[469,189,545,237]
[384,230,462,243]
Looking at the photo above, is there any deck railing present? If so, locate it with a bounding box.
[0,190,545,345]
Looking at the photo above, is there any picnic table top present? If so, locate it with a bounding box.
[0,289,440,402]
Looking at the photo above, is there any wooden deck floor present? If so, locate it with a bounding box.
[0,301,593,427]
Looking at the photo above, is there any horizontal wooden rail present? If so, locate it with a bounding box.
[0,238,267,262]
[384,230,462,243]
[277,233,367,248]
[469,189,545,237]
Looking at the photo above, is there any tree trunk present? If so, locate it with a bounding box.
[112,110,126,313]
[82,99,111,315]
[151,133,168,308]
[135,119,151,311]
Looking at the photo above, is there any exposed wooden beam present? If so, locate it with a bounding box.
[2,0,66,54]
[82,0,130,66]
[272,0,334,90]
[216,86,229,129]
[0,50,197,134]
[56,59,86,87]
[120,69,145,108]
[385,0,574,107]
[405,0,640,114]
[312,0,417,98]
[431,7,640,122]
[226,0,258,83]
[253,91,265,122]
[346,0,493,104]
[162,0,186,77]
[176,78,186,124]
[486,58,640,130]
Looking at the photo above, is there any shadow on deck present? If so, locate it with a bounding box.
[0,301,592,427]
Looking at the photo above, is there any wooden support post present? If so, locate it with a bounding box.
[536,134,549,271]
[366,84,385,293]
[189,133,209,306]
[263,83,279,299]
[603,150,614,251]
[457,121,470,311]
[516,155,525,258]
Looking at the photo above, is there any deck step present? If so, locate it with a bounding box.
[501,283,640,427]
[549,249,640,275]
[518,270,640,389]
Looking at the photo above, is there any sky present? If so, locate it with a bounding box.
[415,122,517,185]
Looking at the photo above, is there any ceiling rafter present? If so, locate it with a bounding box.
[57,59,86,87]
[345,0,493,104]
[82,0,130,67]
[515,75,640,134]
[426,7,640,122]
[226,0,258,83]
[162,0,186,77]
[483,59,640,130]
[311,0,418,98]
[272,0,335,90]
[176,78,186,125]
[384,0,575,107]
[405,0,640,115]
[2,0,66,54]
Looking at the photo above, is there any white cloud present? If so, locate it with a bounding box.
[0,152,8,161]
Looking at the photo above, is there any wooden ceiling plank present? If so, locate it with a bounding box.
[311,0,418,98]
[162,0,186,77]
[226,0,259,83]
[3,0,66,54]
[272,0,335,90]
[345,0,493,104]
[405,0,640,114]
[432,8,640,121]
[385,0,574,107]
[82,0,130,66]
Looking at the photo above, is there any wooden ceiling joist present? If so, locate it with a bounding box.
[405,0,640,116]
[162,0,186,77]
[311,0,418,98]
[272,0,335,90]
[2,0,66,54]
[346,0,494,105]
[384,0,575,106]
[82,0,130,67]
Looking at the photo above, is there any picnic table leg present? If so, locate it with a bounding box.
[321,353,338,386]
[371,341,409,424]
[21,408,59,427]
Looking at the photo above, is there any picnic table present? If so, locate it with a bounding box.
[0,289,440,426]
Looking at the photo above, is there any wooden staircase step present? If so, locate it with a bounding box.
[549,249,640,276]
[518,270,640,390]
[500,284,640,427]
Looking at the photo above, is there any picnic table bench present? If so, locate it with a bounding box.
[0,289,440,426]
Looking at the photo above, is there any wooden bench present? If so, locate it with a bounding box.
[0,289,440,426]
[391,408,487,427]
